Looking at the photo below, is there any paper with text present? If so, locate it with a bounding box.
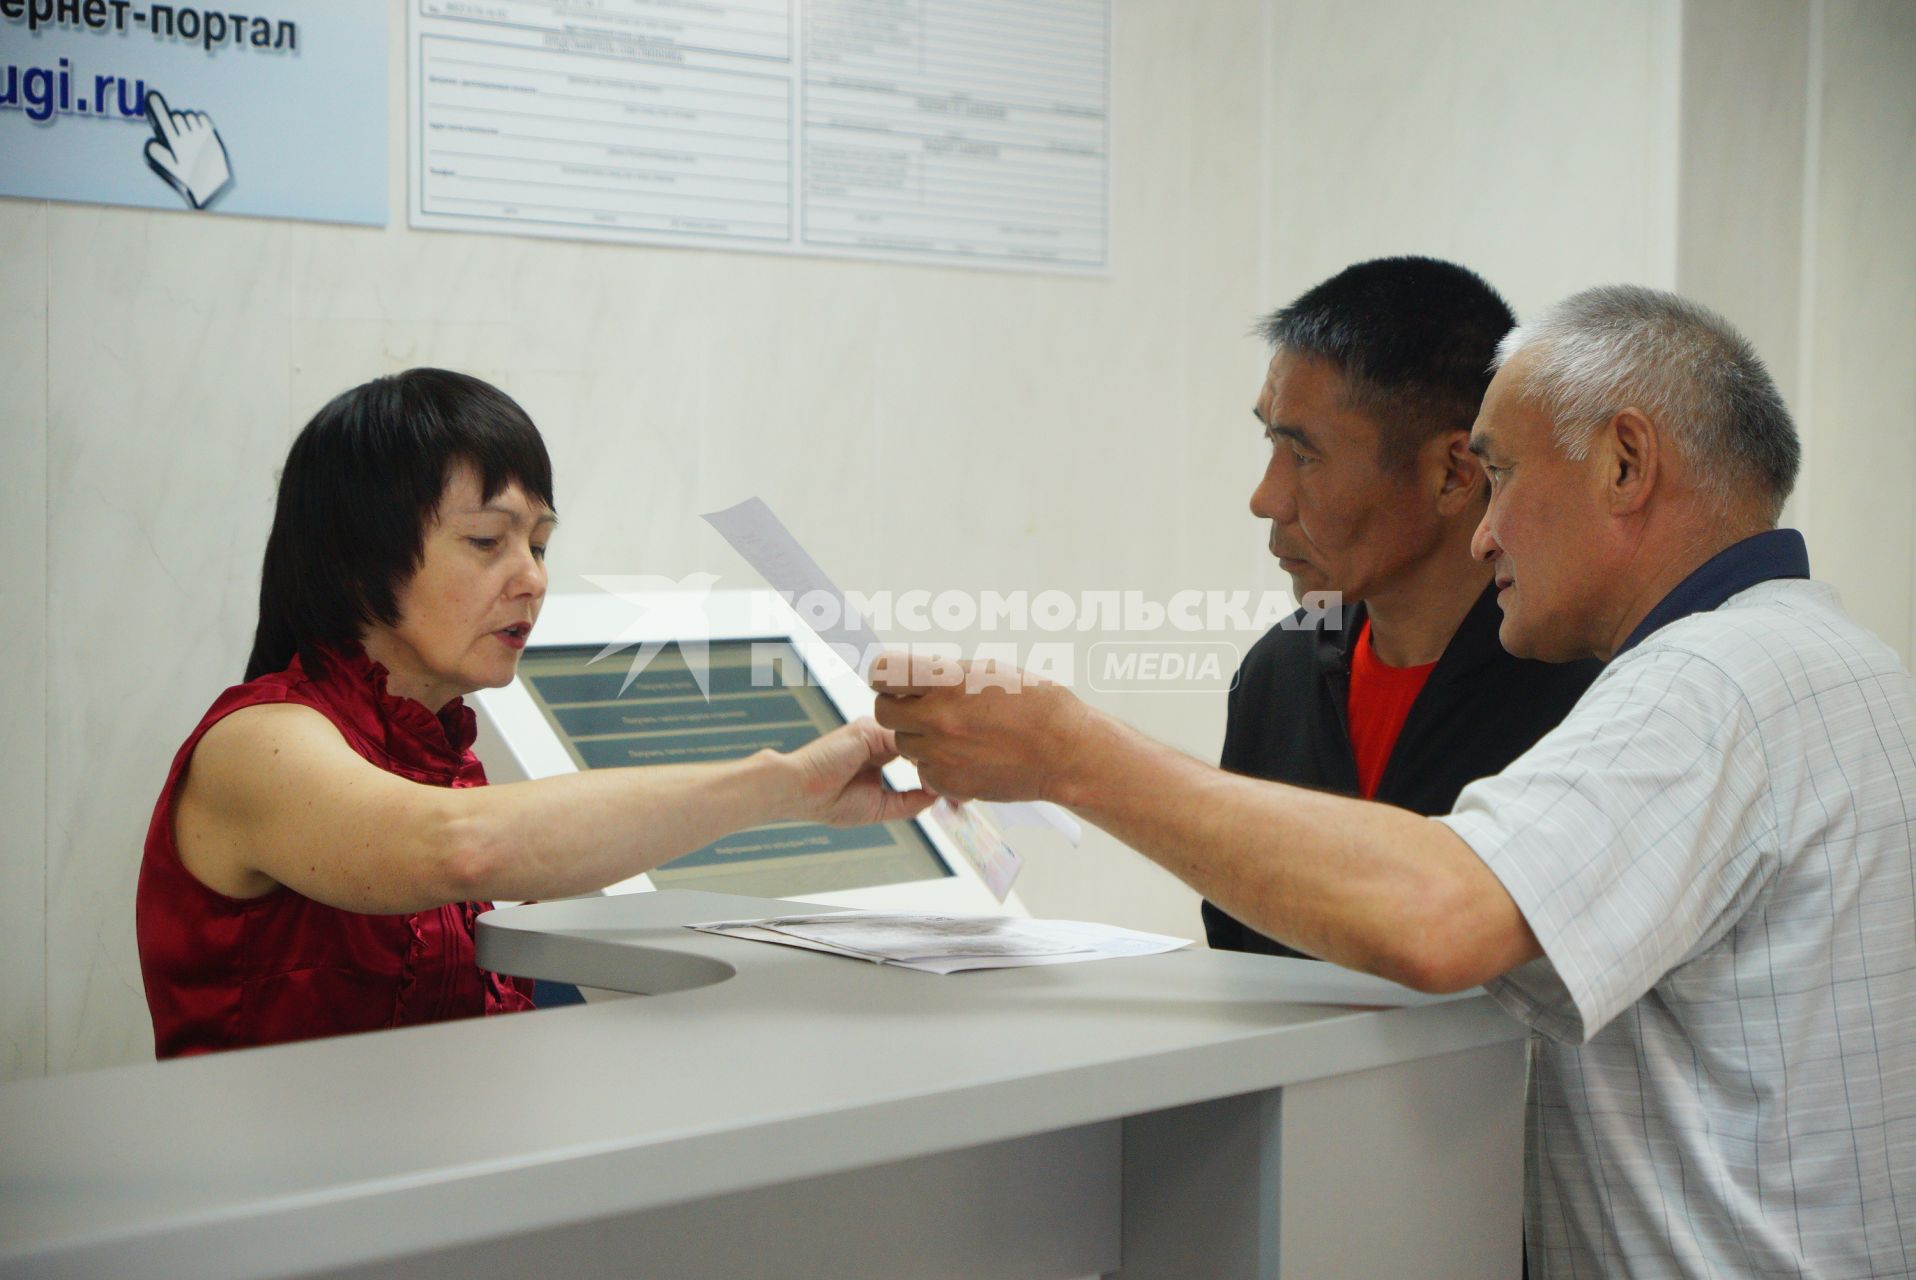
[700,496,1082,855]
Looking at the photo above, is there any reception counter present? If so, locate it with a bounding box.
[1,891,1527,1278]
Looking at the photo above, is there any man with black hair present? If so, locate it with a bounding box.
[1205,257,1599,957]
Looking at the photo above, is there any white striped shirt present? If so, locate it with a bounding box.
[1440,577,1916,1278]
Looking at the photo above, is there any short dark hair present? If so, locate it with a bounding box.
[1258,256,1516,468]
[245,368,555,681]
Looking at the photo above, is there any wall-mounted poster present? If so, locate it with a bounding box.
[409,0,1111,275]
[0,0,387,224]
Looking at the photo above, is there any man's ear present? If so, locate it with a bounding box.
[1432,429,1484,516]
[1602,408,1659,515]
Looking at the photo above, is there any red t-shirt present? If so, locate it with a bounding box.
[1347,618,1437,800]
[137,643,535,1058]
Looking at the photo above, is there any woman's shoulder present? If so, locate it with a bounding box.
[187,698,360,806]
[151,673,361,904]
[193,651,366,741]
[169,662,367,828]
[196,693,340,748]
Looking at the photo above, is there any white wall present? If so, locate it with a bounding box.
[4,0,1912,1079]
[1794,0,1916,663]
[1674,0,1916,658]
[1,202,50,1082]
[1676,0,1809,408]
[1261,0,1681,317]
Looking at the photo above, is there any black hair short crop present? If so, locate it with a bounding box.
[1259,257,1515,469]
[245,368,555,681]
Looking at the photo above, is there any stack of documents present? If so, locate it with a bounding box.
[688,912,1190,975]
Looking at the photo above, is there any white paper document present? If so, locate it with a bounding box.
[690,911,1190,975]
[989,801,1085,845]
[699,496,1084,851]
[700,496,884,677]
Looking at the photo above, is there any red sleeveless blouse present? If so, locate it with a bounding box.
[137,643,535,1058]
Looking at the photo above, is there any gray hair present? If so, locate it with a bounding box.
[1494,286,1800,520]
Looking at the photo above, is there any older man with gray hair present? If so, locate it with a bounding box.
[873,285,1916,1275]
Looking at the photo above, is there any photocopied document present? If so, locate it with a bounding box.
[700,497,1085,852]
[689,912,1190,976]
[925,799,1021,903]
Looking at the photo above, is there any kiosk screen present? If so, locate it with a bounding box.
[515,639,951,896]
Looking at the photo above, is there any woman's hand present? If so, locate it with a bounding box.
[784,718,937,828]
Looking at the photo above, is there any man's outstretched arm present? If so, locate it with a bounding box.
[872,658,1540,992]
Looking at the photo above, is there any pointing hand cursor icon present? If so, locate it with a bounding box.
[143,90,233,210]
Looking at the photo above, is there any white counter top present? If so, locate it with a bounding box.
[0,891,1525,1278]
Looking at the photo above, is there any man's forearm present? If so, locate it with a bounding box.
[1049,710,1538,991]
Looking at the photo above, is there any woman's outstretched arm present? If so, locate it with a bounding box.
[173,702,932,912]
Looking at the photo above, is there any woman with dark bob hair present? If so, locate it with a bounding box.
[137,369,928,1057]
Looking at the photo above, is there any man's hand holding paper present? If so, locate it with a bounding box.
[870,651,1095,807]
[701,496,1082,854]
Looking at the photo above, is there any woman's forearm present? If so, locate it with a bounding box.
[444,750,799,901]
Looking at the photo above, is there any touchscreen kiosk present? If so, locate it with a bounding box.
[471,591,1024,915]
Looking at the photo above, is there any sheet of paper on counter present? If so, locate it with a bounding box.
[688,911,1191,975]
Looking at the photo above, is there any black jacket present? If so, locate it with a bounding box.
[1202,583,1602,958]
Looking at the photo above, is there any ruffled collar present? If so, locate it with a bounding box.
[306,640,479,764]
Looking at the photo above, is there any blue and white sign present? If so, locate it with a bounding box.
[0,0,387,224]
